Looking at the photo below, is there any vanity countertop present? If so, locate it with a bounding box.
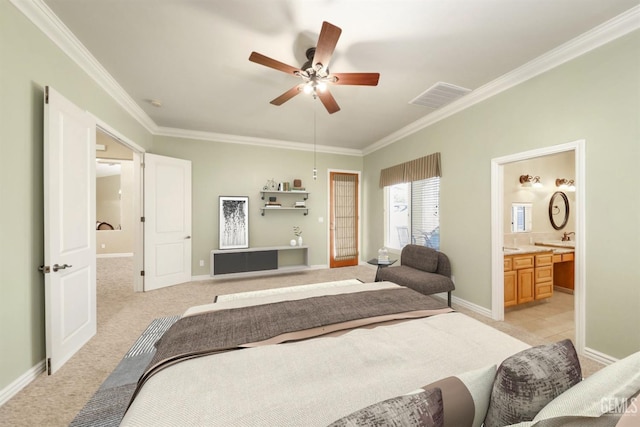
[503,244,574,255]
[535,240,575,248]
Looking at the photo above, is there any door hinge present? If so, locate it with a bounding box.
[38,265,51,274]
[47,358,51,375]
[140,216,145,222]
[140,270,145,276]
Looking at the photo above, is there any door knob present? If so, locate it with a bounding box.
[185,236,191,239]
[52,263,72,272]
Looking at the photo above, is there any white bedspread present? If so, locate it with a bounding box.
[121,283,529,427]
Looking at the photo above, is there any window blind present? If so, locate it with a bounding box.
[333,173,358,260]
[411,177,440,249]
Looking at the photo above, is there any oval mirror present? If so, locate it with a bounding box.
[549,191,569,230]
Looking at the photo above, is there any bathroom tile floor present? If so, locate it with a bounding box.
[504,290,575,343]
[500,290,607,377]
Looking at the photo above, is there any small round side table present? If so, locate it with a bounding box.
[367,258,397,282]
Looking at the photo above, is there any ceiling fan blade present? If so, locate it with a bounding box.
[331,72,380,86]
[312,22,342,70]
[249,52,300,75]
[270,84,304,106]
[317,89,340,114]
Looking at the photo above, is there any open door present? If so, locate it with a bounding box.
[43,87,97,374]
[144,153,192,291]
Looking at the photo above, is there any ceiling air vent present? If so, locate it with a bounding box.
[410,82,471,109]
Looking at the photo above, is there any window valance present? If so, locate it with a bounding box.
[379,152,441,188]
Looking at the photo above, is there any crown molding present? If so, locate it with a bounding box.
[11,0,363,154]
[11,0,159,133]
[155,127,363,156]
[363,5,640,155]
[12,0,639,157]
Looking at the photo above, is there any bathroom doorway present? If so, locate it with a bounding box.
[491,140,585,354]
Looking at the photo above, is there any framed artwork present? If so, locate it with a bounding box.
[219,196,249,249]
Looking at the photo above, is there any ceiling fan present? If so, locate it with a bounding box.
[249,21,380,114]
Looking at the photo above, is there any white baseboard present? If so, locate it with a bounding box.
[0,360,45,407]
[451,295,493,318]
[191,274,211,281]
[451,296,619,364]
[96,252,133,258]
[583,346,618,366]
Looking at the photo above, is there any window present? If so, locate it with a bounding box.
[384,177,440,251]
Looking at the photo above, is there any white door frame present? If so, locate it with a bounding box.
[490,139,586,355]
[94,118,145,292]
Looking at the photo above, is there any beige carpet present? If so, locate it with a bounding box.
[0,257,603,426]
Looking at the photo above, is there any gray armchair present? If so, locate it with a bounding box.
[376,244,455,306]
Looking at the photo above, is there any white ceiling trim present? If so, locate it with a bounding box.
[11,0,361,156]
[12,0,639,157]
[156,127,363,156]
[10,0,159,134]
[363,5,640,155]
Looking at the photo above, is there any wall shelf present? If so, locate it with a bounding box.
[260,190,309,215]
[260,190,309,200]
[260,207,308,215]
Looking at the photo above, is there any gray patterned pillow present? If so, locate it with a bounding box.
[328,388,444,427]
[483,339,582,427]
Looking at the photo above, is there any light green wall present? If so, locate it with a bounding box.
[503,152,575,240]
[0,0,152,391]
[0,0,361,393]
[150,136,363,273]
[2,0,638,398]
[363,30,640,358]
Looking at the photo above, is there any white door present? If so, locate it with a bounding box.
[144,153,192,290]
[43,87,96,374]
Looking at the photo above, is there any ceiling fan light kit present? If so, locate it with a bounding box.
[249,21,380,114]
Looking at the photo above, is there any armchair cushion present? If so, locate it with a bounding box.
[378,267,454,296]
[401,244,439,273]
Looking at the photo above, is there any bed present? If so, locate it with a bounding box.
[120,281,531,426]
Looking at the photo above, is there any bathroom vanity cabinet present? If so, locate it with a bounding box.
[504,250,554,307]
[552,252,575,293]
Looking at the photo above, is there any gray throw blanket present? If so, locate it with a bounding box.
[127,287,451,410]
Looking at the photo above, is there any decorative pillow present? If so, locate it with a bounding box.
[483,339,582,427]
[529,350,640,425]
[418,364,496,427]
[327,388,444,427]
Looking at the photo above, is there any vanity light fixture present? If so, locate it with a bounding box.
[519,175,542,188]
[555,178,576,192]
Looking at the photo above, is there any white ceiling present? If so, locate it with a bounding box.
[40,0,639,153]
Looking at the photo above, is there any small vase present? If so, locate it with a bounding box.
[297,235,303,246]
[290,239,297,247]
